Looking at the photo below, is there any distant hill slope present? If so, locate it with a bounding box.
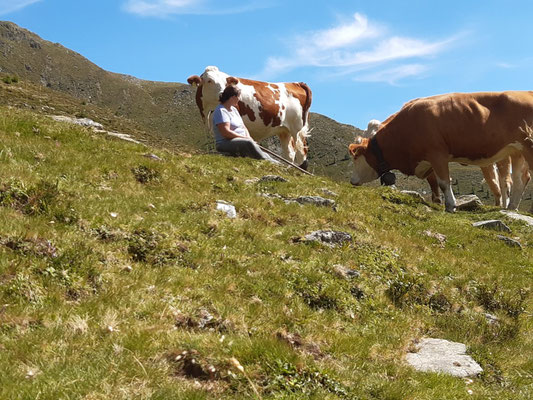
[0,20,362,177]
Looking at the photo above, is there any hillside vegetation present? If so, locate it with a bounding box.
[0,106,532,399]
[0,20,362,181]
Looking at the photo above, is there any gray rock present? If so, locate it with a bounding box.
[259,175,288,183]
[496,235,522,249]
[295,195,336,209]
[484,313,499,325]
[303,230,352,247]
[455,195,483,211]
[500,210,533,227]
[406,338,483,377]
[143,153,162,161]
[216,200,237,218]
[51,115,104,129]
[472,220,511,232]
[423,230,447,246]
[333,264,360,279]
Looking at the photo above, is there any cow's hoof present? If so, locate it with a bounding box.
[299,159,309,170]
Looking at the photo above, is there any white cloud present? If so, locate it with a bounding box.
[261,12,458,84]
[0,0,41,15]
[354,64,428,85]
[495,62,516,69]
[122,0,269,17]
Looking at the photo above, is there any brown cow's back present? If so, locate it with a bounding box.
[380,91,533,173]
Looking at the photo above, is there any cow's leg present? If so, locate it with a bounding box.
[481,164,503,207]
[508,153,530,210]
[426,172,442,204]
[277,130,296,162]
[431,159,455,212]
[496,157,512,208]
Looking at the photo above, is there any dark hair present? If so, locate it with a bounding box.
[219,85,241,103]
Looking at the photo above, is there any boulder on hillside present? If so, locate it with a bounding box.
[455,195,483,211]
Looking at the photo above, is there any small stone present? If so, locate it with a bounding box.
[423,230,447,246]
[484,313,499,324]
[259,175,288,182]
[109,212,118,218]
[143,153,162,161]
[333,264,360,279]
[216,200,237,218]
[302,230,352,247]
[496,235,522,249]
[295,196,336,209]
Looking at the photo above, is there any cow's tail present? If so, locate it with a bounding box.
[298,82,313,128]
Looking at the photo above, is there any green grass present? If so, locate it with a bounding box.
[0,107,532,399]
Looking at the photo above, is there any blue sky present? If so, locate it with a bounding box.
[2,0,533,129]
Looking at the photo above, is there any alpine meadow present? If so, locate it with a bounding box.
[0,20,533,400]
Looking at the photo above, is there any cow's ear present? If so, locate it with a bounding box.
[226,76,239,86]
[348,143,358,157]
[187,75,202,86]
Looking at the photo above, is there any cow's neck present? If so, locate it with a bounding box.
[369,137,390,174]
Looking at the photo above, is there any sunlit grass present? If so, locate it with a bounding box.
[0,107,531,399]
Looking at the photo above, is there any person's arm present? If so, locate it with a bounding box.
[217,122,246,140]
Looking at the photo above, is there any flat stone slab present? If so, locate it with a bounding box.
[406,338,483,377]
[500,210,533,227]
[472,220,511,232]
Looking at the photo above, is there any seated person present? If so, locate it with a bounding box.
[213,85,279,164]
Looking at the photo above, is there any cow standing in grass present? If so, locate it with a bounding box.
[349,91,533,212]
[187,66,312,169]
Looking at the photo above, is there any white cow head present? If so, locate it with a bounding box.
[187,66,230,123]
[348,137,378,186]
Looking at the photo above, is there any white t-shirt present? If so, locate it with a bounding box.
[212,104,247,144]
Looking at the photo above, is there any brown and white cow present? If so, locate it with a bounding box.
[348,91,533,212]
[187,66,312,168]
[360,118,530,208]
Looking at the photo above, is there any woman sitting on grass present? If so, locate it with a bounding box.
[212,85,279,164]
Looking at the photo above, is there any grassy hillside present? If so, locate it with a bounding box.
[0,20,362,173]
[0,106,532,399]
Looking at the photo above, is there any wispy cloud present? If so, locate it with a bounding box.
[0,0,41,15]
[122,0,270,17]
[354,64,428,85]
[261,12,459,84]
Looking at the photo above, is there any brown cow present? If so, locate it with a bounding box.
[349,91,533,212]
